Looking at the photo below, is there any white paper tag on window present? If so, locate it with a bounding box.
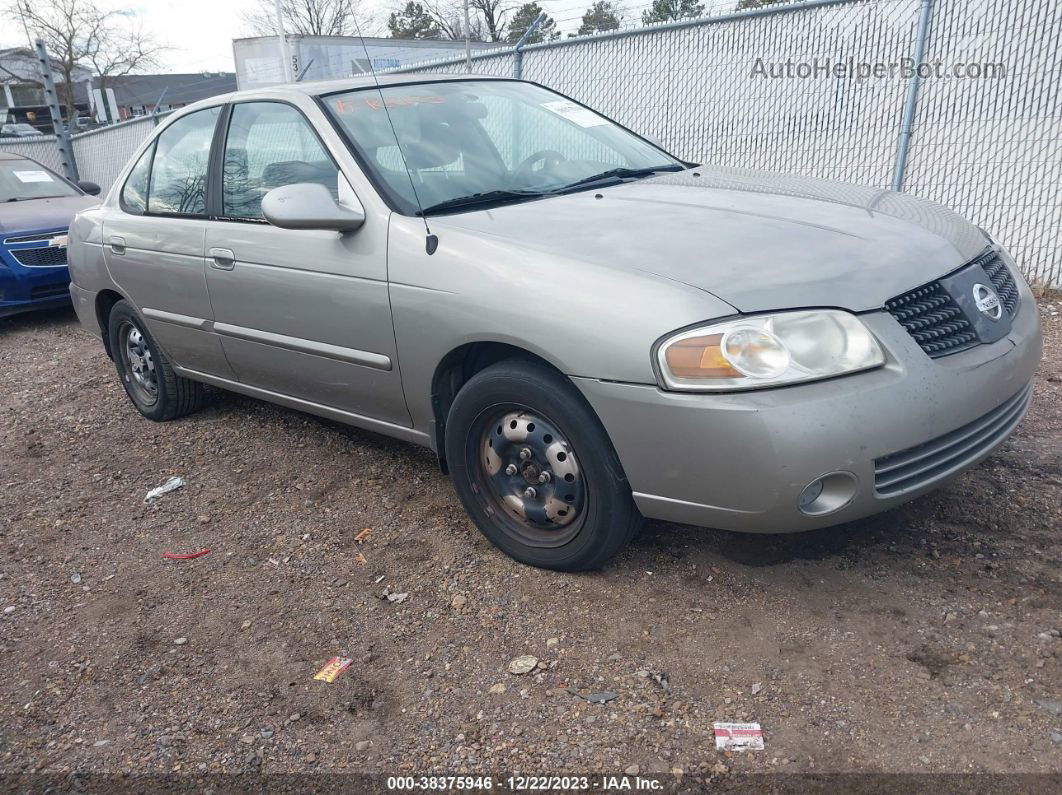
[13,170,54,183]
[541,100,610,128]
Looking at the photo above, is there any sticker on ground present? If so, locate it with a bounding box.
[314,656,353,683]
[713,721,764,751]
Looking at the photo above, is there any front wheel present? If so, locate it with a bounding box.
[445,359,642,571]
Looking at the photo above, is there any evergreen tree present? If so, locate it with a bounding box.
[388,2,442,39]
[578,1,622,35]
[737,0,788,9]
[506,3,559,44]
[641,0,704,25]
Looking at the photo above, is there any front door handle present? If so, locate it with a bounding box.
[209,247,235,270]
[108,236,126,255]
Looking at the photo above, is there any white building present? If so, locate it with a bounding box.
[232,36,498,89]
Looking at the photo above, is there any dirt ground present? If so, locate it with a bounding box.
[1,300,1060,788]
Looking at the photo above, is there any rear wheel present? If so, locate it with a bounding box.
[445,359,641,570]
[107,300,204,421]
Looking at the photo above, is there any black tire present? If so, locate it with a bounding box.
[107,300,204,421]
[445,358,642,571]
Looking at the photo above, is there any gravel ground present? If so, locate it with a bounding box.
[1,301,1060,786]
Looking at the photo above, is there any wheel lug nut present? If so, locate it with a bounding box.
[538,471,551,483]
[523,487,537,499]
[519,448,532,461]
[505,464,518,476]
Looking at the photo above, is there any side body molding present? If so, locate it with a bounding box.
[141,308,392,371]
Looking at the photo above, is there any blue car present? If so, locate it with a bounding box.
[1,151,100,318]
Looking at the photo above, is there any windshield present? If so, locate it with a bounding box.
[323,80,683,215]
[0,159,78,202]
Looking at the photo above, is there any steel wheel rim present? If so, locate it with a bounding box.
[468,405,587,548]
[118,321,159,406]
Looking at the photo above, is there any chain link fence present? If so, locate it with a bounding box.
[394,0,1061,288]
[70,114,172,190]
[0,112,170,194]
[0,133,65,175]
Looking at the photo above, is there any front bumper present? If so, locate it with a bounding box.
[573,286,1042,533]
[0,228,72,317]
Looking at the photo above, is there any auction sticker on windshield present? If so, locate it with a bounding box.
[541,100,610,128]
[13,170,54,183]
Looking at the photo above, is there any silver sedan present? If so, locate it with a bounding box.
[67,75,1042,570]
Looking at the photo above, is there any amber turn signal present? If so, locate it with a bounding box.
[662,333,743,379]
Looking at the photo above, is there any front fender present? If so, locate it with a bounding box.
[387,215,736,435]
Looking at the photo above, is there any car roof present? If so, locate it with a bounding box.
[177,73,511,115]
[249,73,508,99]
[0,151,32,161]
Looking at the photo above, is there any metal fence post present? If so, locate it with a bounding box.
[891,0,934,192]
[150,86,169,124]
[513,11,547,79]
[34,39,80,182]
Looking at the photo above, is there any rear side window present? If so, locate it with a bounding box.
[146,106,220,216]
[120,142,154,214]
[222,102,339,219]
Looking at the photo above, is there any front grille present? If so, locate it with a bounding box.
[3,232,59,244]
[11,246,68,267]
[886,248,1022,358]
[974,249,1020,318]
[30,283,70,300]
[874,383,1032,496]
[884,282,979,358]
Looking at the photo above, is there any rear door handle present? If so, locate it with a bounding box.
[108,236,126,255]
[209,247,235,270]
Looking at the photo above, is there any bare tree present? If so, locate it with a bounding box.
[470,0,509,42]
[243,0,372,36]
[8,0,165,120]
[414,0,486,41]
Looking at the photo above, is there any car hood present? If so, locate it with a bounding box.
[0,194,100,237]
[432,166,989,313]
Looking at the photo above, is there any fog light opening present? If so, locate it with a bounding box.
[798,472,858,516]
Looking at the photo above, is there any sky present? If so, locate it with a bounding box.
[0,1,741,74]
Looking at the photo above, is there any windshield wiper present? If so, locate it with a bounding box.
[420,189,544,215]
[4,195,65,202]
[553,164,685,194]
[418,165,685,214]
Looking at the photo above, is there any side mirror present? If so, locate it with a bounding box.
[261,183,365,233]
[78,180,101,196]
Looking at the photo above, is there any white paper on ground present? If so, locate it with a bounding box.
[144,477,186,503]
[713,721,764,751]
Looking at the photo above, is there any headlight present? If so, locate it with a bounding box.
[656,310,885,391]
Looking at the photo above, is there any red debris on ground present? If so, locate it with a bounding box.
[161,549,211,560]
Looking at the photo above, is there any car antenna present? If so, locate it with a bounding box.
[344,1,438,255]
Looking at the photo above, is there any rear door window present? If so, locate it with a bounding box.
[146,106,221,216]
[222,102,339,220]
